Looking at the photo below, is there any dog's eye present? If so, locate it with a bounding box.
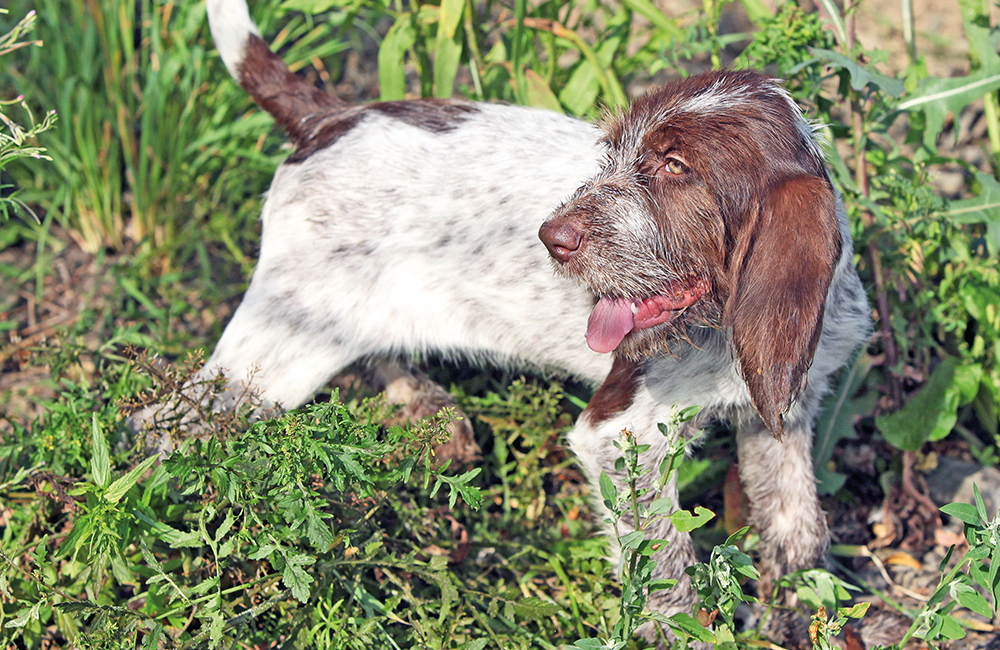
[663,158,688,175]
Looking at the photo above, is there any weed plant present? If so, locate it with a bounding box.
[0,9,55,221]
[1,352,608,648]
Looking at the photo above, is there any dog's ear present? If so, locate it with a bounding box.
[725,175,841,438]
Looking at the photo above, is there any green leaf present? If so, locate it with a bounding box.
[942,171,1000,255]
[435,572,458,621]
[189,577,219,596]
[208,610,225,645]
[432,0,463,100]
[622,0,682,38]
[280,0,352,11]
[437,0,463,39]
[937,614,968,640]
[876,357,980,451]
[105,454,158,504]
[646,497,674,517]
[618,530,645,550]
[111,556,138,585]
[90,414,111,489]
[511,596,561,619]
[139,513,203,548]
[142,621,164,650]
[249,542,279,560]
[989,544,1000,608]
[677,404,702,422]
[282,557,315,603]
[378,14,417,101]
[724,526,751,547]
[599,471,618,507]
[668,506,714,532]
[4,599,44,629]
[811,0,846,47]
[814,352,875,495]
[952,583,993,618]
[900,72,1000,147]
[666,612,716,642]
[974,483,989,522]
[559,28,621,115]
[647,578,678,593]
[809,48,905,96]
[523,70,563,113]
[441,467,483,509]
[636,538,670,556]
[839,602,870,619]
[940,502,982,525]
[140,462,171,507]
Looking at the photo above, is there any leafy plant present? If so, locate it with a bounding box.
[573,405,748,648]
[0,9,55,221]
[900,485,1000,646]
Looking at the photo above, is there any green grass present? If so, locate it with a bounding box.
[4,0,1000,647]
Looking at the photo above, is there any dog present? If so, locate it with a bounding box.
[178,0,871,639]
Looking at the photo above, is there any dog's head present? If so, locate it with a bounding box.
[539,69,842,436]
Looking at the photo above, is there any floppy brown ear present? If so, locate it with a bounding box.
[726,175,842,438]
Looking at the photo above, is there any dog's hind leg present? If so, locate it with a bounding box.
[199,276,363,411]
[372,360,480,464]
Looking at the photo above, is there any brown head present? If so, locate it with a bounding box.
[538,70,842,437]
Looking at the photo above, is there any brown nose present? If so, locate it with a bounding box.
[539,220,583,263]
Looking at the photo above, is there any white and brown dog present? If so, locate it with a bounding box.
[179,0,871,635]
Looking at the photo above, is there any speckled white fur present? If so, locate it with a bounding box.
[204,104,612,405]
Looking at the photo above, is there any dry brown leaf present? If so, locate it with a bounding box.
[883,551,922,569]
[933,527,968,549]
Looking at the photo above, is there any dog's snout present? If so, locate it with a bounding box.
[539,220,583,263]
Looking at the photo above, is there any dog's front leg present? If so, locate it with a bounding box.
[736,416,828,645]
[567,362,702,643]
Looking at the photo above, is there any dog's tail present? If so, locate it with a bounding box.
[206,0,346,145]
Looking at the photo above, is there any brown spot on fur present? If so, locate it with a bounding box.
[285,110,364,163]
[584,357,644,424]
[370,99,478,133]
[238,35,478,163]
[284,100,478,163]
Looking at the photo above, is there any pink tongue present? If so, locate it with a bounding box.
[586,296,635,353]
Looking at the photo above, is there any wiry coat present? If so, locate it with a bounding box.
[194,0,871,639]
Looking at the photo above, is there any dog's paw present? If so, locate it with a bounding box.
[124,400,212,458]
[378,363,481,465]
[761,608,812,650]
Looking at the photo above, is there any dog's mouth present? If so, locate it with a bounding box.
[586,278,708,354]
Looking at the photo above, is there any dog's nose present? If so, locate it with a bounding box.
[539,220,583,263]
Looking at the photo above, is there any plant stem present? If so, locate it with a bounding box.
[704,0,721,69]
[982,93,1000,173]
[843,2,904,407]
[901,0,916,63]
[0,548,78,603]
